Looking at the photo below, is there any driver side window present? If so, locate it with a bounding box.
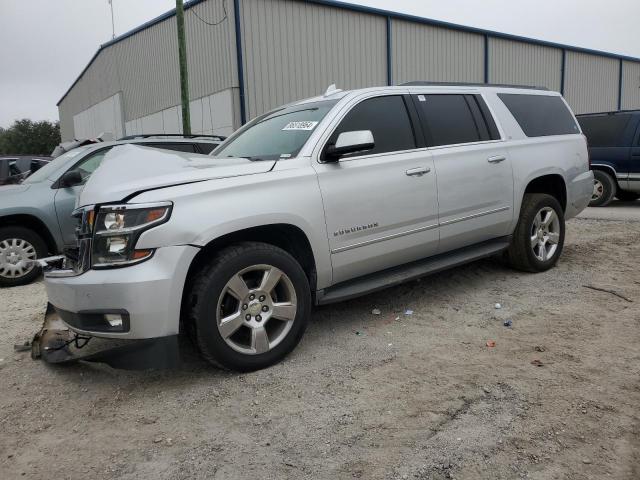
[326,95,416,158]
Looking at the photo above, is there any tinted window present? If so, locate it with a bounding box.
[75,148,111,184]
[196,142,218,154]
[143,143,197,153]
[327,96,416,157]
[577,115,632,147]
[416,94,483,147]
[498,94,580,137]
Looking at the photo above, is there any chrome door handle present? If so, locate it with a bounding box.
[487,155,506,164]
[405,166,431,176]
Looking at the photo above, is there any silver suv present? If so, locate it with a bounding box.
[0,136,223,287]
[41,84,593,371]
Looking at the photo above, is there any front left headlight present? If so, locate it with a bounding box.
[92,202,172,268]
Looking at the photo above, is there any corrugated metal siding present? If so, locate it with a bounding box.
[392,20,484,85]
[57,0,236,140]
[239,0,387,120]
[621,61,640,110]
[564,52,619,114]
[488,38,562,91]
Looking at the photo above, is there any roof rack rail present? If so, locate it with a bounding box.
[118,134,226,141]
[575,109,640,116]
[400,81,548,91]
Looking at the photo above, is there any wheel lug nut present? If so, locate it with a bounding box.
[259,295,266,302]
[262,305,269,312]
[242,304,248,310]
[245,314,251,321]
[249,294,255,300]
[256,315,262,322]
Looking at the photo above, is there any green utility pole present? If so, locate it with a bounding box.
[176,0,191,135]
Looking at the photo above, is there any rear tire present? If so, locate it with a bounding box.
[615,190,640,202]
[186,242,311,371]
[589,170,616,207]
[506,193,565,273]
[0,226,47,288]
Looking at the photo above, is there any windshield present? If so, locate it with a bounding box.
[23,146,93,183]
[213,100,338,160]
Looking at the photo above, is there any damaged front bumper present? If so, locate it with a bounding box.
[32,245,200,370]
[31,303,181,370]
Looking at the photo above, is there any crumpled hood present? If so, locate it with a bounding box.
[78,144,276,206]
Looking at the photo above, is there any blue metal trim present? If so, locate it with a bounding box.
[484,35,489,84]
[560,49,566,95]
[58,0,640,106]
[233,0,247,124]
[618,59,623,110]
[386,16,392,86]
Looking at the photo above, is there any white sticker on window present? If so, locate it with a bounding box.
[417,95,426,102]
[282,121,318,131]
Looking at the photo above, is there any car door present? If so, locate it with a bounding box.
[54,148,111,246]
[313,94,439,284]
[414,93,513,253]
[629,117,640,192]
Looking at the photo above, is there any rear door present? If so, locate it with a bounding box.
[414,93,513,253]
[313,94,439,283]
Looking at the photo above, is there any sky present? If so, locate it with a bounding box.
[0,0,638,128]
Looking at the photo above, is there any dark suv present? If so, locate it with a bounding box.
[577,110,640,207]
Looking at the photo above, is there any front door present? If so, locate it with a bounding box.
[313,95,439,284]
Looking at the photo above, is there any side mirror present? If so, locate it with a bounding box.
[324,130,375,162]
[59,169,83,188]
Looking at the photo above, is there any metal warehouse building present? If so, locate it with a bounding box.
[58,0,640,142]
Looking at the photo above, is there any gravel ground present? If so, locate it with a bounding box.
[0,213,639,480]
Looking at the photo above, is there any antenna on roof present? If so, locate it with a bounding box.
[323,84,342,97]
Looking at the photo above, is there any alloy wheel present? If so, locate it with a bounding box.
[216,264,297,355]
[530,207,560,262]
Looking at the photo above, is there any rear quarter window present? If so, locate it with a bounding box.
[498,94,580,137]
[577,115,632,147]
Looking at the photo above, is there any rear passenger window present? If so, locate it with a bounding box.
[498,94,580,137]
[577,115,632,147]
[328,96,416,157]
[416,94,496,147]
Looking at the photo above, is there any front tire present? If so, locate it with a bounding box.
[186,242,311,371]
[589,170,616,207]
[0,227,47,288]
[506,193,565,273]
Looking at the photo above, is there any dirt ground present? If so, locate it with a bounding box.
[1,206,639,480]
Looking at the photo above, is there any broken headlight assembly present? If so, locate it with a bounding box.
[91,202,172,268]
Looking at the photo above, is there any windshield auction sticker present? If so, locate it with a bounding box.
[282,121,318,131]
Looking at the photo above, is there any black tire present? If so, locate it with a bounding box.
[506,193,565,273]
[186,242,311,371]
[615,190,640,202]
[589,170,616,207]
[0,226,47,288]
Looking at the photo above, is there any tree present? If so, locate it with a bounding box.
[0,119,61,156]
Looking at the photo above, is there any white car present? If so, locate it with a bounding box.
[39,83,593,371]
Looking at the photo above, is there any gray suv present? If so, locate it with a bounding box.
[41,84,592,371]
[0,136,222,287]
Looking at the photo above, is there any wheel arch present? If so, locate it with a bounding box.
[180,224,318,328]
[0,214,59,255]
[523,174,568,213]
[590,164,620,187]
